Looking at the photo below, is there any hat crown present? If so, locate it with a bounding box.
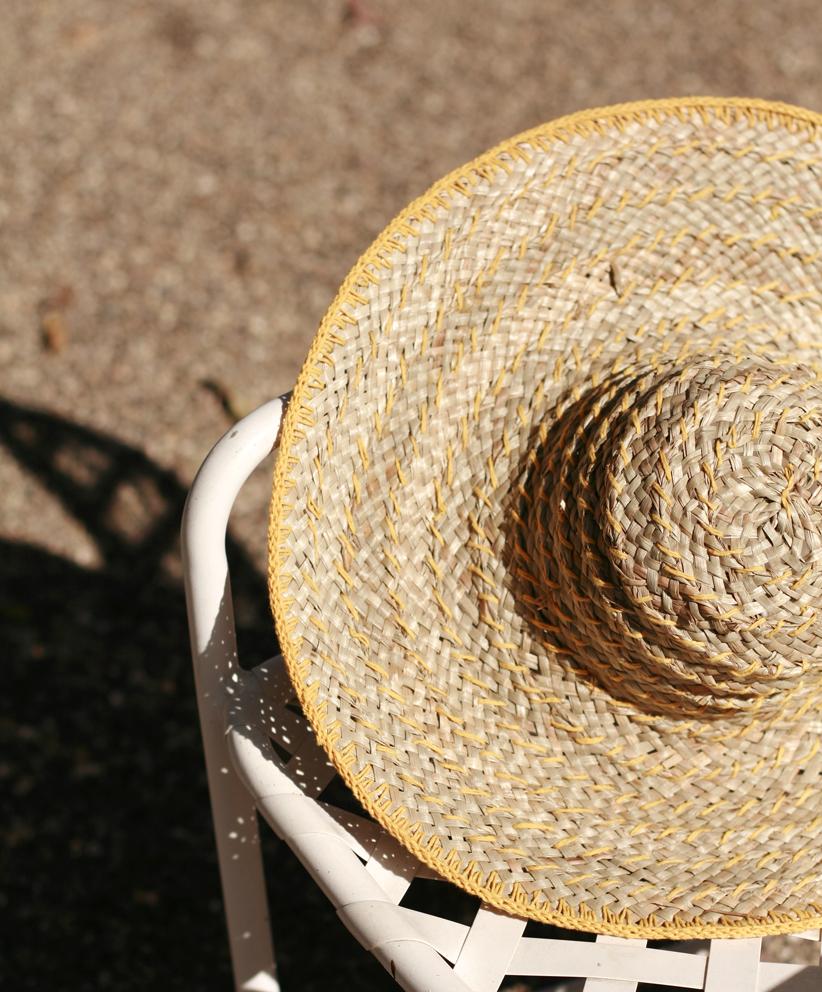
[522,357,822,718]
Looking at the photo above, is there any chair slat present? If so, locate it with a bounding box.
[281,737,336,799]
[248,655,299,709]
[399,908,469,963]
[583,934,647,991]
[258,793,374,862]
[452,905,527,992]
[509,938,707,988]
[704,939,761,992]
[338,901,475,992]
[319,800,383,852]
[365,835,418,904]
[371,937,475,992]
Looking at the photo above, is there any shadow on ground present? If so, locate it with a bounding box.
[0,398,392,991]
[8,400,816,992]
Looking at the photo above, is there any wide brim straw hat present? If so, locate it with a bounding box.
[269,97,822,938]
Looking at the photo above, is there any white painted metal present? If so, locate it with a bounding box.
[704,939,761,991]
[182,398,286,992]
[583,934,647,991]
[453,906,527,991]
[365,834,419,904]
[184,398,822,992]
[508,936,707,986]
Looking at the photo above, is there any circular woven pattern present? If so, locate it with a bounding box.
[521,359,822,719]
[269,98,822,936]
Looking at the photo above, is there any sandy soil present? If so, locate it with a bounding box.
[3,2,821,989]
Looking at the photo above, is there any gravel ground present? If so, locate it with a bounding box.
[3,1,822,989]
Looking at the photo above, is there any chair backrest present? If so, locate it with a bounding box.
[184,396,822,992]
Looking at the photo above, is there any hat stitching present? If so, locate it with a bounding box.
[270,98,822,936]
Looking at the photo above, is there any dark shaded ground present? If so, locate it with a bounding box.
[0,400,394,990]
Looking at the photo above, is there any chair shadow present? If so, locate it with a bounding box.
[0,398,391,992]
[9,398,814,992]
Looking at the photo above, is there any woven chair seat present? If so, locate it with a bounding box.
[226,652,822,991]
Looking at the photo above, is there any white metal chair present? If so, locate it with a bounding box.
[182,395,822,992]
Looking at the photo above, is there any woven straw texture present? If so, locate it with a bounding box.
[269,98,822,937]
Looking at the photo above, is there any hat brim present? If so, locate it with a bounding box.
[269,98,822,937]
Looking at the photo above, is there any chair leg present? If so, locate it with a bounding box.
[186,571,280,991]
[188,572,279,992]
[203,721,279,992]
[182,400,286,990]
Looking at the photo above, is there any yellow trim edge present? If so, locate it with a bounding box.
[268,97,822,938]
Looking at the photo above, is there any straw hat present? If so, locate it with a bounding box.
[269,98,822,937]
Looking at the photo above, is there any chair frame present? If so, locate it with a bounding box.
[182,396,822,992]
